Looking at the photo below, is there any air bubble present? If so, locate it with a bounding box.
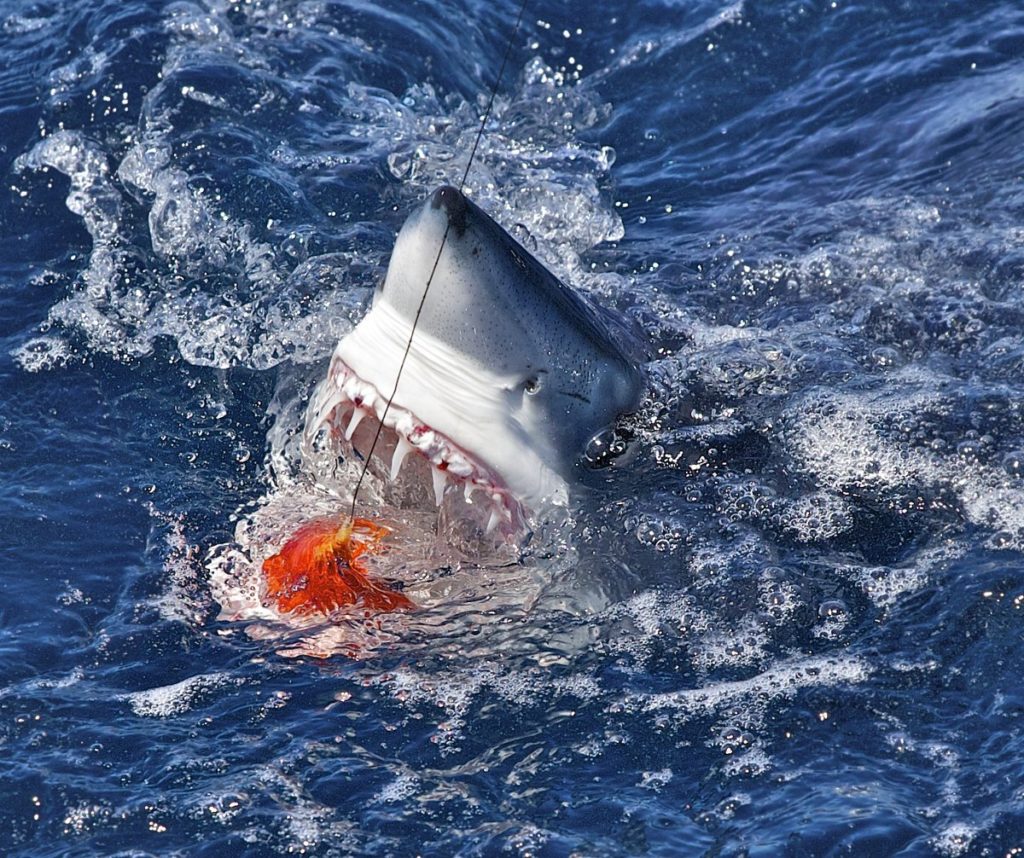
[1002,451,1024,477]
[992,530,1015,549]
[720,726,754,748]
[583,428,628,467]
[869,346,900,368]
[817,600,848,619]
[956,439,981,460]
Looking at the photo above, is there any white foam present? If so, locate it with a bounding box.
[25,668,84,691]
[854,564,928,610]
[782,492,854,542]
[373,772,419,804]
[759,575,801,624]
[507,825,553,853]
[639,768,673,791]
[786,383,1024,553]
[930,822,977,857]
[48,45,110,96]
[61,801,111,836]
[636,655,871,718]
[376,658,603,755]
[690,616,771,673]
[784,385,946,492]
[15,131,133,363]
[123,672,236,717]
[604,1,745,75]
[607,590,711,669]
[117,142,280,287]
[721,746,771,778]
[247,765,353,849]
[961,483,1024,551]
[357,62,624,288]
[154,508,207,625]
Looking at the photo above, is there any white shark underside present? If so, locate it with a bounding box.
[308,186,643,537]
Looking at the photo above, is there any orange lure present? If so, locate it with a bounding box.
[263,518,414,615]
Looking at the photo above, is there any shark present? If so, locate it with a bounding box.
[308,185,643,537]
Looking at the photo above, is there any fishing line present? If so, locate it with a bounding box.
[344,0,530,530]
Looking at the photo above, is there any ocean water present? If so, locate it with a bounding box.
[2,0,1024,854]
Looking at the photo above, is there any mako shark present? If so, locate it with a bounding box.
[308,186,643,536]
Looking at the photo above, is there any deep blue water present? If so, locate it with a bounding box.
[3,0,1024,854]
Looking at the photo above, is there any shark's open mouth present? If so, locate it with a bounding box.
[308,357,525,536]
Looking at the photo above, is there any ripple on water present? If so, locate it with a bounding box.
[3,0,1024,854]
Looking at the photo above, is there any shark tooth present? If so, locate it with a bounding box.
[390,436,413,482]
[485,507,501,535]
[344,408,366,441]
[432,467,448,506]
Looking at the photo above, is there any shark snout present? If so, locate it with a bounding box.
[430,185,468,234]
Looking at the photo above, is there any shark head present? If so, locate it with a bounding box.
[309,186,643,535]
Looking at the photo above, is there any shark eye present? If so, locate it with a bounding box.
[524,375,542,395]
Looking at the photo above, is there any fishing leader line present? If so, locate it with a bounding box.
[343,0,531,533]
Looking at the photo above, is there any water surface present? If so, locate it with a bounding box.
[2,0,1024,854]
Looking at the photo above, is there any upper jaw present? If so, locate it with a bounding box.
[306,303,569,536]
[308,357,526,536]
